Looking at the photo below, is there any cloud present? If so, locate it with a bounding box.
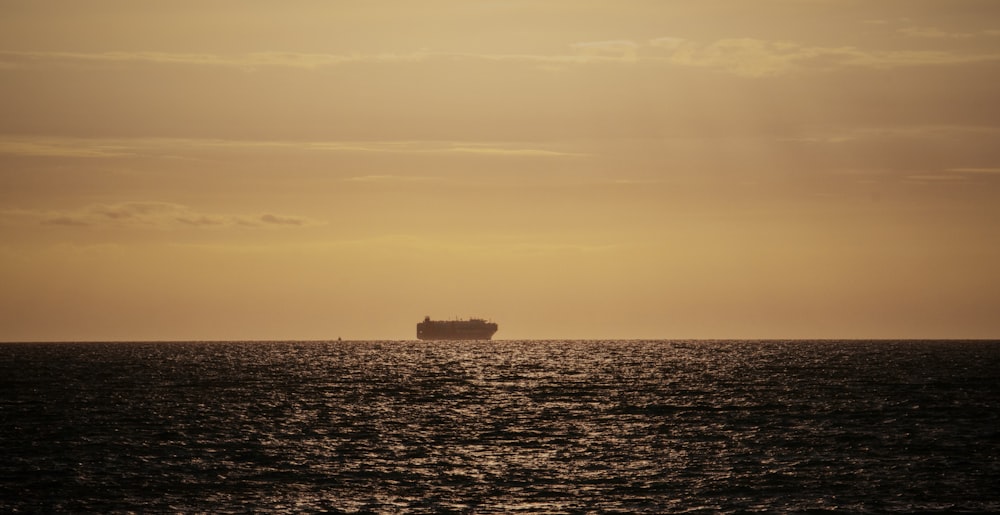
[304,233,618,258]
[905,166,1000,184]
[898,26,973,39]
[905,174,968,183]
[0,139,134,158]
[570,40,640,63]
[609,179,666,185]
[444,146,585,157]
[0,48,644,71]
[1,202,320,229]
[259,214,306,226]
[947,167,1000,174]
[655,38,815,77]
[780,125,1000,149]
[898,26,1000,39]
[650,37,1000,77]
[0,50,427,71]
[342,175,441,183]
[40,216,90,227]
[0,136,583,160]
[302,141,585,157]
[3,38,998,79]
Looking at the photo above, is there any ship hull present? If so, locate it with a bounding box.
[417,318,498,340]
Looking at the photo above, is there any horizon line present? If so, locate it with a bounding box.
[3,338,998,344]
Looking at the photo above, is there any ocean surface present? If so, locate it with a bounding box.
[2,340,998,513]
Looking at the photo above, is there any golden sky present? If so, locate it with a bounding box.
[2,1,1000,340]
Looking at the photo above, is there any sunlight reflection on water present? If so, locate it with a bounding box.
[2,340,999,512]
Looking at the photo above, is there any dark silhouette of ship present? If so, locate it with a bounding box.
[417,316,498,340]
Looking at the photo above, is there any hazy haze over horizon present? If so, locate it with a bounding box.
[2,1,999,341]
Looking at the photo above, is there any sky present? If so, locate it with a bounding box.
[2,1,999,341]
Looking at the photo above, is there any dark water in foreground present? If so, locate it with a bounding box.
[2,340,999,513]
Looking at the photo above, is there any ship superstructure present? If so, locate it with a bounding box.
[416,316,498,340]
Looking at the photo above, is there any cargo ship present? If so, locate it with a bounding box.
[416,316,498,340]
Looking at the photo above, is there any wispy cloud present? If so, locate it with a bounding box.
[609,179,666,185]
[0,136,584,159]
[905,174,968,183]
[904,166,1000,183]
[0,139,134,158]
[259,213,308,226]
[781,125,1000,145]
[898,26,1000,39]
[3,38,998,78]
[342,175,441,183]
[0,47,658,71]
[307,233,618,257]
[650,37,1000,77]
[570,40,640,63]
[1,202,321,229]
[0,50,428,71]
[444,146,585,157]
[947,167,1000,174]
[301,141,585,157]
[652,38,818,77]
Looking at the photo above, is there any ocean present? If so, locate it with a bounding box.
[2,340,998,513]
